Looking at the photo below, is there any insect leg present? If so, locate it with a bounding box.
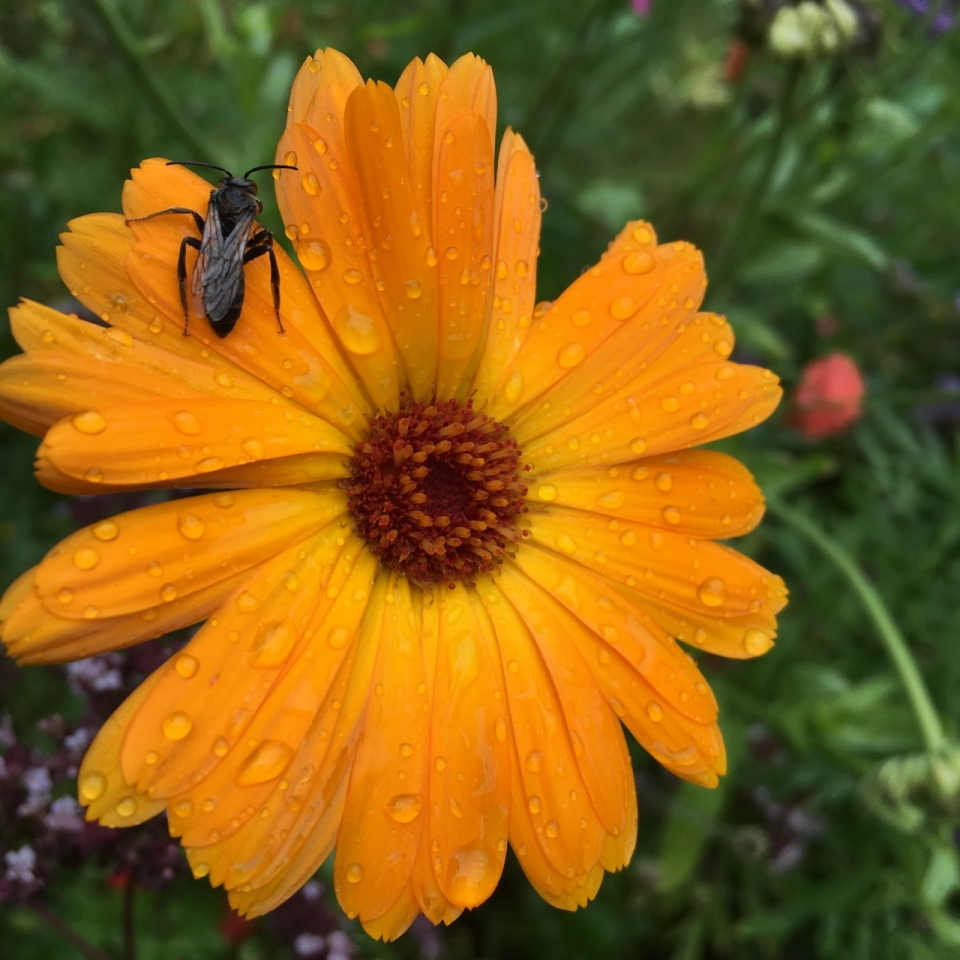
[243,232,285,334]
[125,207,205,235]
[178,236,203,335]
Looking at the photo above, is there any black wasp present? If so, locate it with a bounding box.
[126,160,297,338]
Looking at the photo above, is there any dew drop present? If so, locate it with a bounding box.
[622,250,656,274]
[743,629,773,655]
[58,588,73,604]
[495,717,508,743]
[236,739,294,785]
[342,269,362,284]
[297,239,330,272]
[557,343,585,368]
[716,364,737,381]
[527,795,541,814]
[697,577,726,607]
[503,370,524,404]
[213,737,229,758]
[175,654,199,679]
[162,712,193,741]
[661,396,680,412]
[448,797,464,818]
[620,530,637,546]
[386,793,423,823]
[93,520,119,542]
[173,799,194,818]
[178,513,206,540]
[399,742,414,758]
[332,305,381,356]
[537,484,558,502]
[115,797,137,818]
[284,151,298,167]
[72,410,106,434]
[171,411,202,435]
[425,246,438,266]
[435,757,447,771]
[195,456,223,473]
[571,309,592,327]
[160,583,178,602]
[525,750,543,773]
[556,532,577,555]
[74,547,100,570]
[83,605,98,619]
[714,339,733,357]
[596,490,625,509]
[80,772,106,801]
[632,225,653,244]
[302,172,321,196]
[241,438,265,461]
[545,820,560,839]
[630,438,647,455]
[192,862,210,878]
[647,702,664,722]
[690,413,709,430]
[610,296,638,321]
[405,278,423,299]
[508,659,520,674]
[213,493,235,508]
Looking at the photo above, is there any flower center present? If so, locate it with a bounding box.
[347,399,529,585]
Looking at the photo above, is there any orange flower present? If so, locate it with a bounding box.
[0,49,786,939]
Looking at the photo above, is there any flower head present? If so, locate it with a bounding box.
[790,352,865,439]
[0,49,786,939]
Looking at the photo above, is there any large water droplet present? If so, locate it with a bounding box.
[175,654,199,679]
[647,702,664,722]
[178,513,206,540]
[504,370,524,404]
[236,739,294,785]
[115,797,137,818]
[250,622,295,667]
[544,819,560,838]
[192,862,210,879]
[160,583,178,602]
[72,410,106,434]
[74,547,100,570]
[328,625,350,649]
[630,438,647,454]
[743,629,773,655]
[405,278,423,299]
[537,484,558,502]
[302,172,321,196]
[610,296,638,321]
[571,309,592,327]
[622,250,656,274]
[697,577,726,607]
[297,239,330,272]
[527,795,541,814]
[690,413,709,430]
[163,711,193,741]
[655,472,673,492]
[445,843,493,907]
[661,396,680,412]
[195,456,224,473]
[80,772,106,801]
[557,343,586,368]
[93,520,119,542]
[385,793,423,823]
[171,411,202,435]
[332,305,381,356]
[556,532,577,555]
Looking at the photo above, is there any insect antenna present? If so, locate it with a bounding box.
[243,163,299,178]
[166,160,234,177]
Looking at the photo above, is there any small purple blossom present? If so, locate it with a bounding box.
[5,846,37,884]
[295,933,327,957]
[894,0,957,33]
[44,796,83,833]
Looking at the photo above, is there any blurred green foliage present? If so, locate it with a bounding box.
[3,0,960,957]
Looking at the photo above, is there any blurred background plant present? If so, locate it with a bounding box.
[2,0,960,957]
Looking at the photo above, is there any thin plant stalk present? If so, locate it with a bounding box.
[769,499,946,754]
[26,900,115,960]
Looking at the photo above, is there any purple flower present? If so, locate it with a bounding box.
[631,0,651,15]
[894,0,957,32]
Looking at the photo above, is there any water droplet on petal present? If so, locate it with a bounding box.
[302,172,320,195]
[342,269,362,284]
[192,862,210,879]
[545,820,560,838]
[655,472,673,492]
[399,742,414,758]
[171,411,202,435]
[743,629,773,655]
[714,340,733,357]
[332,305,380,356]
[297,239,330,272]
[236,591,260,613]
[691,413,709,429]
[556,532,577,555]
[620,530,637,546]
[175,654,199,678]
[610,296,638,321]
[241,438,264,461]
[525,750,543,772]
[93,521,119,541]
[196,456,223,473]
[115,797,137,817]
[623,250,656,274]
[236,739,294,785]
[72,410,106,434]
[163,712,193,740]
[405,279,423,299]
[508,660,520,674]
[448,797,464,818]
[80,773,106,800]
[213,738,229,757]
[571,309,592,327]
[177,514,206,540]
[173,799,194,818]
[557,343,585,368]
[386,793,423,823]
[160,584,178,602]
[495,717,507,743]
[630,438,647,454]
[632,225,653,244]
[661,396,680,412]
[647,702,664,722]
[596,490,624,509]
[697,577,726,607]
[74,547,100,570]
[538,484,558,502]
[716,364,737,381]
[527,795,541,814]
[504,370,524,404]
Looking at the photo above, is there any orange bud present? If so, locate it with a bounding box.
[790,353,865,440]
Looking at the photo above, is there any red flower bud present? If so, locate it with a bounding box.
[790,353,865,439]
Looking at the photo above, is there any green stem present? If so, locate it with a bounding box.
[83,0,217,163]
[769,499,945,754]
[712,61,802,289]
[26,901,115,960]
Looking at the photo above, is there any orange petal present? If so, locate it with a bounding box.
[512,542,717,724]
[530,450,766,539]
[275,55,402,410]
[395,54,450,241]
[33,488,344,621]
[487,222,673,419]
[526,504,785,626]
[499,563,724,785]
[119,523,358,798]
[411,823,463,926]
[3,563,249,665]
[40,396,350,490]
[344,81,440,400]
[77,668,166,827]
[434,54,497,161]
[433,111,495,400]
[493,566,636,842]
[334,575,430,924]
[117,161,369,431]
[476,577,606,877]
[200,571,387,912]
[426,583,510,909]
[473,130,542,405]
[359,885,420,942]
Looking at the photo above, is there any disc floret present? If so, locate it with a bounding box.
[347,398,529,584]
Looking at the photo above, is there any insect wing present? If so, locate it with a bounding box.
[190,197,254,323]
